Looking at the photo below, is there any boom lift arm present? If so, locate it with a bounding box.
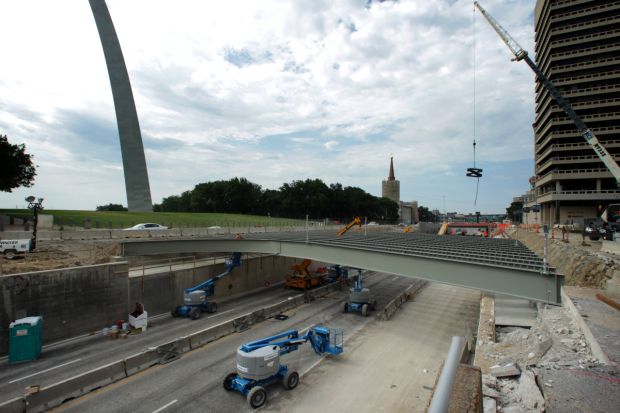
[224,325,343,408]
[184,252,242,296]
[172,252,242,319]
[474,1,620,184]
[239,326,344,356]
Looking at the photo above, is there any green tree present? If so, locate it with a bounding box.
[0,134,36,192]
[506,200,523,223]
[96,203,128,211]
[155,176,400,222]
[418,205,436,222]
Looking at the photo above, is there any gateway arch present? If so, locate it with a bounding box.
[89,0,153,212]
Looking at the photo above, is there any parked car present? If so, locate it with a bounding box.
[124,223,168,230]
[583,224,614,241]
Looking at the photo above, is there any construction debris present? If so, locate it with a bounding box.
[476,297,606,412]
[489,361,521,378]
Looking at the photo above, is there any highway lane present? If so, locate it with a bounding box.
[265,283,482,412]
[0,280,323,401]
[0,272,405,403]
[55,274,416,412]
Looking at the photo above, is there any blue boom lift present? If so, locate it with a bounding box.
[171,252,242,320]
[343,269,377,317]
[223,325,344,408]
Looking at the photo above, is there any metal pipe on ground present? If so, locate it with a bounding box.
[427,336,465,413]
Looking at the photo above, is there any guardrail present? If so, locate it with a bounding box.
[0,280,346,413]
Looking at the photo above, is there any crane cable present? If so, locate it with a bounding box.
[466,3,483,205]
[474,4,478,205]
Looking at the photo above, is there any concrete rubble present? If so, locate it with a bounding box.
[477,301,604,412]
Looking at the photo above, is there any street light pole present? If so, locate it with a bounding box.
[25,196,44,251]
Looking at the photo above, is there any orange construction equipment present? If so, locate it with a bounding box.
[403,225,413,233]
[438,222,449,235]
[285,259,325,290]
[336,217,362,236]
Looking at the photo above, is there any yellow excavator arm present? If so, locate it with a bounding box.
[336,217,362,237]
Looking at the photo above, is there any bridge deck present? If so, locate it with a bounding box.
[121,231,563,304]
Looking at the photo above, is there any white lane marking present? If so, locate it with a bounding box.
[152,399,178,413]
[8,358,82,383]
[207,308,237,318]
[301,355,326,377]
[391,276,399,281]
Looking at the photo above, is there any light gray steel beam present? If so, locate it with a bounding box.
[89,0,153,212]
[121,238,563,304]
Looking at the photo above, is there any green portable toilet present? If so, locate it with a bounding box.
[9,316,43,363]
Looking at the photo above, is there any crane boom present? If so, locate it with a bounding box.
[474,1,620,184]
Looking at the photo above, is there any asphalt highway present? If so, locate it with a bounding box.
[53,273,416,412]
[0,272,410,405]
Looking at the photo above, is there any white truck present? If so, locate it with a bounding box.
[0,239,32,259]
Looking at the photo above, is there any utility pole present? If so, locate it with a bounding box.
[25,196,44,251]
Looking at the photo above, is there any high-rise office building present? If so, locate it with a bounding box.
[532,0,620,225]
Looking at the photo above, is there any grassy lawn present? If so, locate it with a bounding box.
[0,209,305,229]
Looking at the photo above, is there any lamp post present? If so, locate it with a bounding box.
[25,196,44,251]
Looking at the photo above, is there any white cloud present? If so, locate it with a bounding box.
[324,140,338,150]
[0,0,537,213]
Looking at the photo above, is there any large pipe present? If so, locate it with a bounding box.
[427,336,464,413]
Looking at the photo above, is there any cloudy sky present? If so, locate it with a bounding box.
[0,0,536,214]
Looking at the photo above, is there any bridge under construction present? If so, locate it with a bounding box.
[121,231,563,304]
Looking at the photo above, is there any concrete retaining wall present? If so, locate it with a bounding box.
[0,263,128,356]
[129,255,298,316]
[0,256,302,355]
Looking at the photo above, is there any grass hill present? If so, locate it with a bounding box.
[0,209,304,229]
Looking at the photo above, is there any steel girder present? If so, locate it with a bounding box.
[121,232,563,304]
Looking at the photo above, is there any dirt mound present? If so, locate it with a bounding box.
[1,241,120,275]
[507,229,617,288]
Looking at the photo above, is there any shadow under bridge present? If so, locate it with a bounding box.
[120,231,563,304]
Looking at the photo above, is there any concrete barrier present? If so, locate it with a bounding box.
[154,336,191,364]
[264,299,294,318]
[151,228,182,238]
[110,229,150,239]
[25,360,127,413]
[188,321,236,349]
[180,228,200,237]
[0,398,25,413]
[159,336,192,354]
[378,281,427,321]
[232,313,255,332]
[60,230,110,240]
[123,350,161,376]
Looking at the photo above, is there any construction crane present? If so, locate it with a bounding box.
[336,216,362,236]
[223,325,344,408]
[171,252,242,320]
[474,1,620,184]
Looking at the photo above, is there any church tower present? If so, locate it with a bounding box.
[381,157,400,204]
